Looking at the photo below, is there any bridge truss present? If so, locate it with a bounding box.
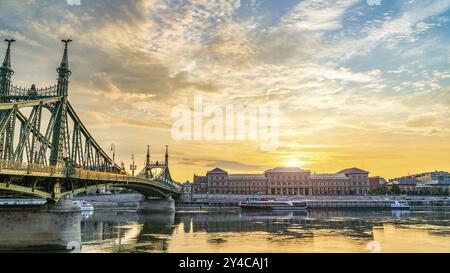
[0,39,180,201]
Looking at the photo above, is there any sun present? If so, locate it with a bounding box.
[286,160,303,168]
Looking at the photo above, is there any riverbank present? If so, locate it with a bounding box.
[180,195,450,210]
[2,194,450,211]
[73,193,143,210]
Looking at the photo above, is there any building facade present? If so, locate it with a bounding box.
[369,176,387,189]
[387,171,450,195]
[191,167,370,196]
[397,178,418,192]
[192,174,208,194]
[390,171,450,183]
[311,174,350,195]
[180,181,193,202]
[265,167,311,195]
[207,168,229,194]
[337,168,370,195]
[228,174,268,195]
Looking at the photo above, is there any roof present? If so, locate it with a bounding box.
[265,167,310,174]
[398,178,418,185]
[228,174,267,180]
[311,174,349,180]
[337,167,369,174]
[207,168,228,174]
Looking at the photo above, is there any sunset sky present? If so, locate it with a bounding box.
[0,0,449,181]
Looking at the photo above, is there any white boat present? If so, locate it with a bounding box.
[391,200,410,210]
[81,210,94,220]
[73,200,94,212]
[239,198,308,211]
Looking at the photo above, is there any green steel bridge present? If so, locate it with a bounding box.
[0,39,180,201]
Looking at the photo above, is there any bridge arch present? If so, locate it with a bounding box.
[0,182,52,200]
[62,183,170,200]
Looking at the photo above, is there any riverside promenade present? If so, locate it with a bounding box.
[180,194,450,210]
[3,194,450,211]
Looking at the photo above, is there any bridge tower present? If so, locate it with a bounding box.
[49,40,72,167]
[145,145,152,179]
[0,39,16,159]
[165,145,169,166]
[162,145,173,182]
[0,39,15,99]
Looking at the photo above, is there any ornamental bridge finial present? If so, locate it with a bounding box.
[59,39,72,69]
[2,39,15,69]
[57,39,72,96]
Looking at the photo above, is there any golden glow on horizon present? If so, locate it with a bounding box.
[285,160,304,168]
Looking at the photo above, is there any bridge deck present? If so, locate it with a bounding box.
[0,160,179,196]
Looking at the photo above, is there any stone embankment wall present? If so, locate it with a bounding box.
[74,193,144,210]
[70,193,450,210]
[179,194,450,209]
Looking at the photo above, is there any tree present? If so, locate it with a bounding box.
[391,185,401,195]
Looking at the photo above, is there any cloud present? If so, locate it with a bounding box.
[205,160,268,172]
[330,0,450,61]
[0,0,449,180]
[280,0,359,31]
[406,115,437,128]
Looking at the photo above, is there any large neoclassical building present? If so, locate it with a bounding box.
[192,167,370,196]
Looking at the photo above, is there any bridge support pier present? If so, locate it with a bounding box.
[42,195,80,213]
[0,205,81,252]
[0,195,81,252]
[137,196,175,213]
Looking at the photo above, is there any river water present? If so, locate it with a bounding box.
[1,209,450,253]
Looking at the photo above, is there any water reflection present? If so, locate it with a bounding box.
[81,211,176,253]
[80,209,450,253]
[1,209,450,252]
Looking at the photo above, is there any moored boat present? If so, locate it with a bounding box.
[239,198,308,211]
[391,200,410,210]
[73,200,94,212]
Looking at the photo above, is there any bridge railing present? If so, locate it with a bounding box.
[154,174,181,191]
[9,85,58,97]
[0,160,64,176]
[0,159,179,192]
[71,168,179,191]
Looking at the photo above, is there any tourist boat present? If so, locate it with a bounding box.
[239,198,308,211]
[390,200,410,210]
[73,200,94,212]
